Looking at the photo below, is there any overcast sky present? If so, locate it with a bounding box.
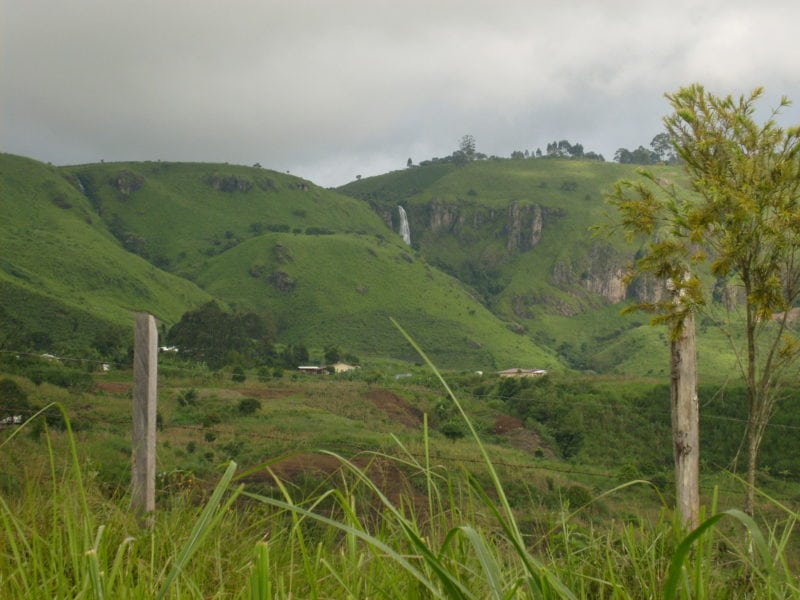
[3,0,800,187]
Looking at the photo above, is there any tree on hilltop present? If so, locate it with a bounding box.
[459,134,476,158]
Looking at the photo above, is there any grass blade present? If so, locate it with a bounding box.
[156,460,240,600]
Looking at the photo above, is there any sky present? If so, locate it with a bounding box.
[3,0,800,187]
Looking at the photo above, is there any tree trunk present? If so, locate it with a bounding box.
[745,420,758,516]
[670,311,700,529]
[744,293,757,516]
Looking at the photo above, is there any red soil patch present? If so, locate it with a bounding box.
[364,389,423,428]
[94,381,131,394]
[259,452,349,481]
[491,415,524,434]
[492,415,555,457]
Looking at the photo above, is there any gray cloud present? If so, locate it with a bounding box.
[3,0,800,185]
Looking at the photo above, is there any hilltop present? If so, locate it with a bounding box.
[1,154,558,370]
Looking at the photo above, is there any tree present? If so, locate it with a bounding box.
[650,133,677,164]
[614,145,659,165]
[167,302,275,369]
[611,84,800,517]
[0,378,30,420]
[608,174,704,528]
[406,157,413,168]
[324,344,341,364]
[664,85,800,515]
[458,134,476,159]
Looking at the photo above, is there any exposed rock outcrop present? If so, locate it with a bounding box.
[506,202,543,253]
[267,271,296,292]
[206,173,253,193]
[112,170,145,198]
[429,201,463,232]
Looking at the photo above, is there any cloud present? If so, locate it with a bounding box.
[3,0,800,185]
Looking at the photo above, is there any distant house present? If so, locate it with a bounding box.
[297,365,326,375]
[331,362,359,374]
[498,368,548,378]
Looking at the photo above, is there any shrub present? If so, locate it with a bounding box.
[439,420,465,441]
[177,388,198,407]
[238,398,261,415]
[0,378,29,418]
[563,484,592,508]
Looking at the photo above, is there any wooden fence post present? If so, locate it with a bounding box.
[132,313,157,516]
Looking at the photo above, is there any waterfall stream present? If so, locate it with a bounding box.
[398,205,411,245]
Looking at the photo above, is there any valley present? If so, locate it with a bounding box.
[2,150,799,597]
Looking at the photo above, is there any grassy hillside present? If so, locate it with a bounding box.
[0,152,751,375]
[196,232,559,370]
[65,161,392,278]
[50,158,561,369]
[339,158,743,378]
[0,154,213,354]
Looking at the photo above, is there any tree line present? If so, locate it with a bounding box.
[409,133,682,168]
[165,301,355,371]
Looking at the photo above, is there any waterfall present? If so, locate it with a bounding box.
[398,205,411,245]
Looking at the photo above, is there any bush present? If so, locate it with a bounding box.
[563,484,592,508]
[25,367,93,391]
[0,378,29,418]
[202,412,222,428]
[231,367,246,383]
[439,421,465,441]
[238,397,261,415]
[177,388,199,407]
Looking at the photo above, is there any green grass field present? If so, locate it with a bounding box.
[2,359,799,598]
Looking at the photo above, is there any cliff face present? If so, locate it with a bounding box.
[421,200,551,252]
[506,202,543,253]
[550,242,630,304]
[371,197,665,310]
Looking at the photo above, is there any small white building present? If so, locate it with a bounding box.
[497,368,548,378]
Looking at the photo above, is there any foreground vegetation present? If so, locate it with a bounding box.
[2,350,799,598]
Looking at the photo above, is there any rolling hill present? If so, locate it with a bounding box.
[0,152,751,375]
[0,154,213,356]
[1,154,559,369]
[338,158,741,377]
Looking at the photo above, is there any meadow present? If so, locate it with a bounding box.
[2,347,799,598]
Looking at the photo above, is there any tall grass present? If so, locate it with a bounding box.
[1,393,798,597]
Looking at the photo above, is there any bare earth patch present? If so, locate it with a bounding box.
[94,381,131,394]
[492,415,554,457]
[364,389,423,428]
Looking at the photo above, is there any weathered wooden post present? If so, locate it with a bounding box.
[132,313,157,516]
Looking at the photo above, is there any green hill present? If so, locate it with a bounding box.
[196,232,558,370]
[2,154,561,369]
[0,152,748,374]
[338,158,739,378]
[0,154,212,355]
[65,161,391,278]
